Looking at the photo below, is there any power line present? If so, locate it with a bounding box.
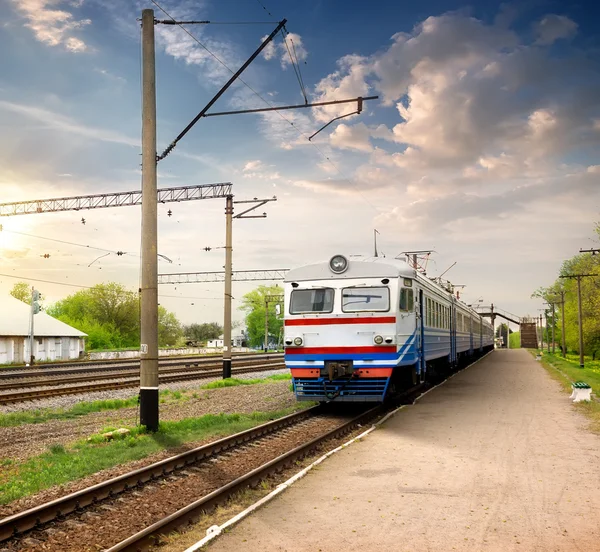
[2,228,129,256]
[255,0,274,18]
[0,272,92,289]
[281,29,307,103]
[150,0,380,213]
[156,20,276,25]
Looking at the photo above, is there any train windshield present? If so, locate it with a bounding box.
[342,286,389,312]
[290,288,334,314]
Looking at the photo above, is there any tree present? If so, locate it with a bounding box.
[531,223,600,357]
[495,323,512,346]
[159,307,183,347]
[10,282,31,304]
[239,284,283,348]
[184,322,223,344]
[48,283,140,347]
[47,282,183,351]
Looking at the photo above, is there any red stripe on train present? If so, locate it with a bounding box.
[286,346,396,355]
[290,368,393,378]
[285,316,396,326]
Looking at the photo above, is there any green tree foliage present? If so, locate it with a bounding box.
[10,282,32,304]
[47,283,182,350]
[239,285,283,348]
[183,322,223,344]
[158,307,183,347]
[532,223,600,356]
[495,323,512,345]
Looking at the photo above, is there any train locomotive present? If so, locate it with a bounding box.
[283,254,494,402]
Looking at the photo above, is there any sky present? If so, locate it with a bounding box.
[0,0,599,328]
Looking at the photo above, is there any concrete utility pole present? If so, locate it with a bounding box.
[559,291,566,358]
[551,303,556,354]
[29,287,35,365]
[560,274,596,368]
[222,195,233,379]
[140,8,159,431]
[577,277,583,367]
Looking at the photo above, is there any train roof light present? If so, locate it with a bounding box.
[329,254,348,274]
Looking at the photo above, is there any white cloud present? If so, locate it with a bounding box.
[310,9,599,203]
[330,123,373,152]
[0,100,138,147]
[11,0,91,52]
[261,32,307,69]
[243,160,265,172]
[534,15,578,45]
[241,160,280,180]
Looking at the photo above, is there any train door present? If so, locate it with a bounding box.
[417,288,426,382]
[469,316,474,355]
[450,300,456,366]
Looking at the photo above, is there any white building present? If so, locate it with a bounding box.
[0,295,86,364]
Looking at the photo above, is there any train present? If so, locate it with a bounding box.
[283,254,494,402]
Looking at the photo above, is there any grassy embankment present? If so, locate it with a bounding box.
[0,402,309,506]
[0,374,292,428]
[0,374,304,505]
[535,351,600,433]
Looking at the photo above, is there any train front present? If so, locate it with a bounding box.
[284,255,415,402]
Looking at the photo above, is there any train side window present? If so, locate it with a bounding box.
[399,288,414,312]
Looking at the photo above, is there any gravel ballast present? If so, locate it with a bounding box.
[0,370,292,463]
[0,368,288,414]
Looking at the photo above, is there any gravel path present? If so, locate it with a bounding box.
[3,414,345,552]
[208,350,600,552]
[0,370,291,463]
[0,368,288,414]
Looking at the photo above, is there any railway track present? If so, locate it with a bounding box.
[0,362,285,405]
[0,353,283,380]
[0,403,383,551]
[0,357,283,388]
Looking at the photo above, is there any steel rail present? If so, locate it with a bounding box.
[106,404,382,551]
[0,352,283,374]
[0,405,322,543]
[0,363,285,405]
[0,359,283,388]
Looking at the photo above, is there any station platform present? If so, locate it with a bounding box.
[207,349,600,552]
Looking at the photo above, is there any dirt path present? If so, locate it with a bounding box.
[207,350,600,552]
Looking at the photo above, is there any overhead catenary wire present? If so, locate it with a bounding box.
[0,272,226,298]
[1,228,129,256]
[281,28,307,104]
[255,0,274,18]
[149,0,381,213]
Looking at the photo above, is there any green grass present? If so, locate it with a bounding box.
[0,374,292,428]
[200,373,291,390]
[0,404,309,505]
[536,351,600,434]
[539,352,600,390]
[0,396,140,428]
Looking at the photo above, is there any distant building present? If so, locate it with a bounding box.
[0,295,86,363]
[207,329,248,349]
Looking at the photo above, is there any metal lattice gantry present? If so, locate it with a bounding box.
[0,183,233,217]
[158,269,288,285]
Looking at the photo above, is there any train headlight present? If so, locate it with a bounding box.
[293,337,303,346]
[329,254,348,274]
[374,335,384,345]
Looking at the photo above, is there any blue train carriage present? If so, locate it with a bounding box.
[284,254,494,402]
